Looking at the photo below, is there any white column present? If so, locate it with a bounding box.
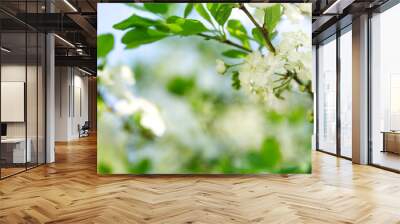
[352,14,369,164]
[312,45,317,150]
[46,32,55,163]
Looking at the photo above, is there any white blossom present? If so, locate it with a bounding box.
[296,3,312,16]
[98,65,136,99]
[100,65,166,137]
[138,99,166,137]
[239,51,269,94]
[283,4,302,23]
[247,3,278,9]
[237,29,311,111]
[264,53,287,77]
[278,31,310,54]
[113,98,166,137]
[216,59,227,74]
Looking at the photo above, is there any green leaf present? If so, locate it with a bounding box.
[166,16,208,36]
[227,19,250,49]
[252,28,265,46]
[222,49,248,58]
[269,31,278,40]
[122,28,169,48]
[143,3,169,14]
[113,14,157,30]
[184,3,194,18]
[97,33,114,58]
[260,137,282,168]
[125,3,145,11]
[128,158,152,174]
[98,162,112,174]
[217,155,236,173]
[264,4,282,32]
[167,76,196,96]
[194,3,212,25]
[231,71,241,90]
[207,3,234,26]
[246,151,265,169]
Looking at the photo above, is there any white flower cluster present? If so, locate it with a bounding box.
[210,3,312,111]
[238,30,311,109]
[99,66,166,137]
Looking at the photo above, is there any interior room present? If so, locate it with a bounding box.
[54,66,92,141]
[0,0,399,223]
[0,5,46,178]
[370,2,400,171]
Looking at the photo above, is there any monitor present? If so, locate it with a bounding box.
[1,123,7,137]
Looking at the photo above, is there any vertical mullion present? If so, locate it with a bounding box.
[25,0,28,171]
[69,69,71,118]
[44,0,47,164]
[73,68,75,118]
[0,22,2,179]
[316,45,320,151]
[59,67,61,117]
[36,0,39,167]
[367,11,373,165]
[336,28,341,157]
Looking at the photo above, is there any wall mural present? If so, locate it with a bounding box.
[97,3,313,174]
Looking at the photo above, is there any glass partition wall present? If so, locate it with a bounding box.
[316,27,353,159]
[0,2,46,179]
[317,35,337,155]
[370,3,400,171]
[339,28,352,158]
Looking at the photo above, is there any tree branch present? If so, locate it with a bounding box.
[239,3,276,55]
[197,33,252,53]
[292,73,313,98]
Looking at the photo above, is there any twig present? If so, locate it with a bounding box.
[197,33,252,53]
[291,72,313,97]
[239,3,276,54]
[273,76,292,92]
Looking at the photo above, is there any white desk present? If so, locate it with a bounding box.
[1,138,31,163]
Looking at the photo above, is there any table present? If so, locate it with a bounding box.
[381,131,400,154]
[1,138,31,163]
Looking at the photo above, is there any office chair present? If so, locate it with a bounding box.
[79,121,90,138]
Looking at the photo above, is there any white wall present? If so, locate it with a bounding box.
[55,66,69,141]
[1,64,46,164]
[1,65,36,138]
[55,67,89,141]
[1,65,26,139]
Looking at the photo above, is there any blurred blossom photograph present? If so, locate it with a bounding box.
[97,2,313,174]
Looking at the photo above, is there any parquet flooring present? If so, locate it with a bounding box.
[0,167,26,178]
[1,134,400,223]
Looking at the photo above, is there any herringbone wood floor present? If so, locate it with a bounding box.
[1,135,400,224]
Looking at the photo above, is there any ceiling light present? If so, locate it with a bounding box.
[78,67,92,76]
[1,47,11,53]
[63,0,78,12]
[323,0,344,14]
[54,34,75,48]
